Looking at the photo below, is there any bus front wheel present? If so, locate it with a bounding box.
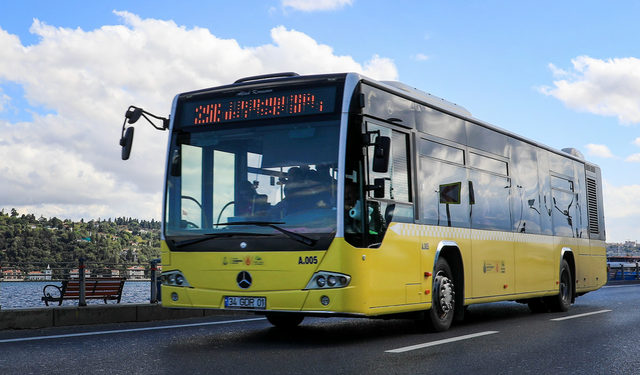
[418,257,456,332]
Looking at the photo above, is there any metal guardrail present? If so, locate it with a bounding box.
[0,258,162,309]
[608,263,640,282]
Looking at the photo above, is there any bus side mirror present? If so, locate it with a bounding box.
[120,127,135,160]
[372,136,390,173]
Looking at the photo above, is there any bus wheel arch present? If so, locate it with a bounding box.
[417,243,465,332]
[561,249,576,304]
[546,253,574,312]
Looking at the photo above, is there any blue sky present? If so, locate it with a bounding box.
[1,0,639,242]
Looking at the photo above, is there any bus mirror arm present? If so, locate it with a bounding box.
[366,178,385,199]
[119,106,169,161]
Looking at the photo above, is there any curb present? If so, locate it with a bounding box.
[0,303,249,331]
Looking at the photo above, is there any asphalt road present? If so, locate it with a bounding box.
[1,284,639,374]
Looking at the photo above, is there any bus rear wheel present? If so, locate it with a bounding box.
[546,259,573,313]
[266,314,305,328]
[417,257,455,332]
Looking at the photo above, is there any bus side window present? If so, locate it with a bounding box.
[364,123,413,246]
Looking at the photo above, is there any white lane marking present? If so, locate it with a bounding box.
[385,331,499,353]
[0,317,267,344]
[550,309,611,321]
[603,285,638,288]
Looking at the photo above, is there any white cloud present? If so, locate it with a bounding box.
[603,181,640,241]
[625,154,640,163]
[282,0,353,12]
[540,56,640,124]
[0,11,397,221]
[585,143,614,158]
[412,53,430,61]
[633,137,640,147]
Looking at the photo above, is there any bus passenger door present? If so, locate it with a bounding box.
[362,122,419,308]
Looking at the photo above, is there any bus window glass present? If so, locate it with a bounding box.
[416,106,467,144]
[549,152,574,176]
[469,170,512,231]
[509,139,541,234]
[466,122,509,157]
[391,132,410,202]
[551,189,576,237]
[366,123,410,202]
[420,138,464,165]
[212,150,235,224]
[362,85,416,129]
[469,152,508,175]
[420,157,469,227]
[181,145,205,228]
[551,175,574,191]
[537,148,553,235]
[165,120,340,238]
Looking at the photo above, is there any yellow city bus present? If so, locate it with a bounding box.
[120,72,606,332]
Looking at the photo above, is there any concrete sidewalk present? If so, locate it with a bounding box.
[0,303,248,331]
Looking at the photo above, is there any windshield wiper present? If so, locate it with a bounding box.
[173,232,274,248]
[216,221,318,247]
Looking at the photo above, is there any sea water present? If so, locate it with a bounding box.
[0,281,153,309]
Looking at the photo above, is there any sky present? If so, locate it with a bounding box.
[0,0,639,243]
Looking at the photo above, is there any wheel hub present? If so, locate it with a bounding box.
[434,272,455,315]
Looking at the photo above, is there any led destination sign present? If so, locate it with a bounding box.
[182,86,337,126]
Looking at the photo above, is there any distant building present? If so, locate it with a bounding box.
[69,268,92,279]
[127,266,145,280]
[26,271,46,281]
[2,269,23,281]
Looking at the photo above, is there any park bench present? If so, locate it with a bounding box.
[41,277,126,306]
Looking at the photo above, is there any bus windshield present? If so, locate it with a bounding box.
[164,119,340,241]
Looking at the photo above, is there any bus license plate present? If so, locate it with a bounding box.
[225,296,266,310]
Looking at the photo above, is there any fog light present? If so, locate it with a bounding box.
[175,275,184,285]
[171,292,179,302]
[327,276,337,287]
[316,276,326,287]
[321,296,330,306]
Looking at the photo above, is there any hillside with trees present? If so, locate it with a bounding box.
[0,209,160,267]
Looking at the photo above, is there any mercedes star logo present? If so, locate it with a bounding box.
[237,271,252,289]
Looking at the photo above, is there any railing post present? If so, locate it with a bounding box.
[620,263,625,282]
[0,256,3,310]
[150,258,159,303]
[79,258,87,306]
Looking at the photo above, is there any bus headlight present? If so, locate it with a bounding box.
[305,271,351,290]
[162,270,191,287]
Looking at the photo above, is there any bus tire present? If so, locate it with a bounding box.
[266,314,304,328]
[418,257,456,332]
[546,259,572,313]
